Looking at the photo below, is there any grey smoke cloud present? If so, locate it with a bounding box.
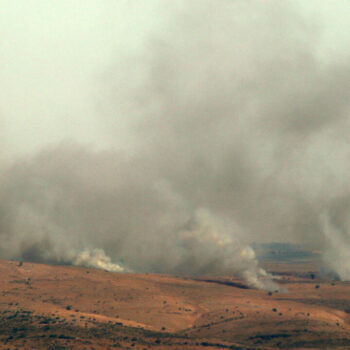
[105,0,350,246]
[0,1,350,285]
[0,143,272,288]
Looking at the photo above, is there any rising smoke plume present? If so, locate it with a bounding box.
[0,1,349,288]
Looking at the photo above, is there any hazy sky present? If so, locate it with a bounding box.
[0,1,349,156]
[0,1,350,282]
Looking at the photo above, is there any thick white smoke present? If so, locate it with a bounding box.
[0,1,350,287]
[74,248,125,272]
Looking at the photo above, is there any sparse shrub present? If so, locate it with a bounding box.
[268,291,272,296]
[66,305,72,310]
[18,261,23,267]
[58,334,75,339]
[161,327,166,330]
[272,308,277,312]
[315,285,320,289]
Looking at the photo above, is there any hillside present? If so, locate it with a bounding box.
[1,260,350,349]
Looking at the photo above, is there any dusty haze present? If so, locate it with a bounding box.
[0,1,350,286]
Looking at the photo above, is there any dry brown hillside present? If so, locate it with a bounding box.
[1,259,350,349]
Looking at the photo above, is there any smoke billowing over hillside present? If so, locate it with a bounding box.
[0,1,349,288]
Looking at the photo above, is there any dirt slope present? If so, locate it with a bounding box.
[1,259,350,349]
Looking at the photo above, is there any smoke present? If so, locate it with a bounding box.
[1,1,350,287]
[0,143,273,288]
[321,203,350,280]
[74,248,125,272]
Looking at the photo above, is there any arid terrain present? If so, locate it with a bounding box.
[1,257,350,349]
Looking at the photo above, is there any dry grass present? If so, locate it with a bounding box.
[1,259,350,349]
